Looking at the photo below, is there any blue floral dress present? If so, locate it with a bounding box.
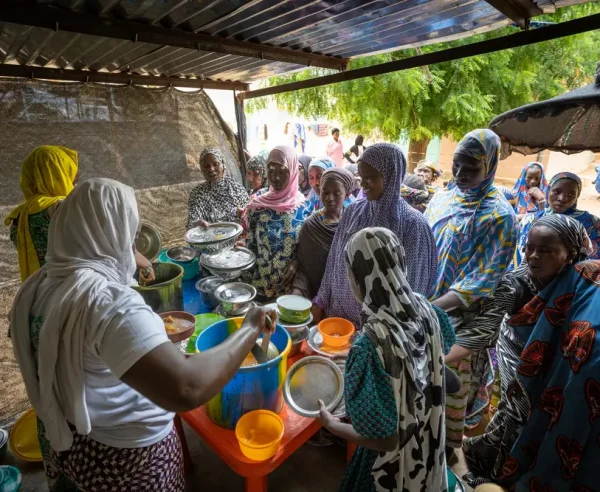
[339,333,397,492]
[244,205,308,299]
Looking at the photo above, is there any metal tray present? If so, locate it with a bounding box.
[185,222,242,245]
[283,356,343,418]
[135,223,162,262]
[200,246,256,273]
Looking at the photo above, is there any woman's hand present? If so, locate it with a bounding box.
[317,399,338,429]
[138,265,155,286]
[528,187,545,202]
[195,219,210,229]
[241,306,276,336]
[311,304,324,324]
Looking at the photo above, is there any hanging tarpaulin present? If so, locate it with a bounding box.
[490,61,600,158]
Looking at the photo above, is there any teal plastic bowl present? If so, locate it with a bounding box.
[158,250,199,281]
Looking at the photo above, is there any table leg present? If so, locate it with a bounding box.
[174,415,193,474]
[346,441,356,463]
[245,475,268,492]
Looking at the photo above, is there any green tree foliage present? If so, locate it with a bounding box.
[247,4,600,167]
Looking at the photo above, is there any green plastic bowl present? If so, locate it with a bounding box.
[277,295,311,324]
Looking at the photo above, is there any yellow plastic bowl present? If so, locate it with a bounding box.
[9,408,42,462]
[318,318,355,348]
[235,410,284,461]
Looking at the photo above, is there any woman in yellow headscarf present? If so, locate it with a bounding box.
[6,146,78,281]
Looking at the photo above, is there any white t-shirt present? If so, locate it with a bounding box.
[31,279,174,448]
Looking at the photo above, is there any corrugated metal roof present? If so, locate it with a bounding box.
[0,0,592,87]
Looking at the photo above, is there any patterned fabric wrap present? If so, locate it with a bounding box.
[425,129,517,306]
[511,162,548,214]
[344,227,446,492]
[514,173,600,266]
[340,333,398,492]
[498,260,600,491]
[10,210,52,273]
[315,143,438,327]
[244,204,308,299]
[41,422,184,492]
[187,147,249,227]
[431,303,456,355]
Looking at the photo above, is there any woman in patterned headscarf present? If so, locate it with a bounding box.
[425,129,517,451]
[187,147,249,228]
[509,161,548,215]
[513,172,600,267]
[313,143,438,328]
[456,214,593,487]
[245,149,269,196]
[317,227,446,492]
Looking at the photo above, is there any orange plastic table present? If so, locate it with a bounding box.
[179,403,321,492]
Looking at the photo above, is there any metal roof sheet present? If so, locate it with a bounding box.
[0,0,592,88]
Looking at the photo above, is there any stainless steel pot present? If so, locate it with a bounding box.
[132,262,184,314]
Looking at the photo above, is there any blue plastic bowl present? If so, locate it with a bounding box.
[196,318,291,429]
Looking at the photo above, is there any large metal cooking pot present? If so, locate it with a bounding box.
[132,262,184,314]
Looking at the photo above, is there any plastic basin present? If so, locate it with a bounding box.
[235,409,284,461]
[196,318,291,429]
[318,318,355,348]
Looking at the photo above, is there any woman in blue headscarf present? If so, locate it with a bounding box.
[514,172,600,267]
[425,129,517,451]
[510,161,548,215]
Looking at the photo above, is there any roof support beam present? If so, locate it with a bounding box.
[482,0,542,29]
[0,63,249,90]
[0,3,347,71]
[239,12,600,100]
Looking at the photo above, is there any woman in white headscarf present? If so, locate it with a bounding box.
[317,227,446,492]
[10,178,273,492]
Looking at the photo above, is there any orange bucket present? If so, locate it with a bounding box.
[318,318,355,348]
[235,410,284,461]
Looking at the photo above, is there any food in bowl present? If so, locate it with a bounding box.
[318,318,355,348]
[276,295,311,324]
[159,311,196,343]
[240,341,279,367]
[163,315,178,334]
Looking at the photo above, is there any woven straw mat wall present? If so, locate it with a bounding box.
[0,80,241,426]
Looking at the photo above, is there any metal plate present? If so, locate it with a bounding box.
[213,282,257,303]
[135,223,162,262]
[200,247,256,272]
[307,326,354,359]
[185,222,242,245]
[283,356,343,418]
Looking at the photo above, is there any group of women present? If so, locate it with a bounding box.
[5,131,600,492]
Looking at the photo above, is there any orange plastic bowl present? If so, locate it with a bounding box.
[318,318,355,348]
[235,410,284,461]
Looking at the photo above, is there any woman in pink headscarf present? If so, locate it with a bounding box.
[242,146,308,299]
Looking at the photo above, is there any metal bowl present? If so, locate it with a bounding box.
[288,326,309,357]
[166,246,197,263]
[199,246,256,280]
[196,276,227,309]
[186,222,243,255]
[213,282,257,316]
[135,223,162,261]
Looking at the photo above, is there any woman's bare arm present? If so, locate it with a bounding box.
[121,307,274,413]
